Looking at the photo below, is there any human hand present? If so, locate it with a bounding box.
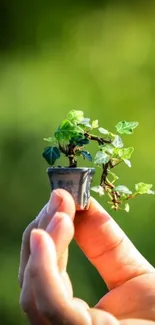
[19,189,155,324]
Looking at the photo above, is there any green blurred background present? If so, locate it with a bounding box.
[0,1,155,324]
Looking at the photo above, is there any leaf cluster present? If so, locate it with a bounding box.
[43,110,97,166]
[42,110,155,212]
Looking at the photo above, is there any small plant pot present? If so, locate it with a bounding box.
[47,167,95,210]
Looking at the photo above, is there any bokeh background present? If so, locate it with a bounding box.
[0,1,155,324]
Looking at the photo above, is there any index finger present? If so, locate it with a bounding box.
[74,197,154,289]
[19,189,76,287]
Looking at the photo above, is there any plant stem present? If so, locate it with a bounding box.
[84,132,112,145]
[59,143,77,167]
[100,160,122,210]
[85,130,123,210]
[68,156,77,168]
[68,144,77,167]
[100,163,109,186]
[126,192,139,200]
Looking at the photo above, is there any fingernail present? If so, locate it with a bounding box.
[30,230,39,254]
[47,190,62,215]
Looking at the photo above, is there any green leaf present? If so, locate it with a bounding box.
[110,157,121,167]
[79,118,91,128]
[123,159,131,168]
[147,190,155,195]
[76,137,90,145]
[102,144,114,154]
[98,127,109,135]
[92,120,99,129]
[69,134,89,146]
[55,119,84,141]
[44,137,54,142]
[135,183,155,194]
[114,185,132,195]
[43,137,56,146]
[116,147,134,159]
[69,134,82,145]
[42,146,60,165]
[124,203,130,212]
[81,151,92,161]
[115,121,139,134]
[94,151,110,165]
[91,185,104,196]
[112,135,124,148]
[67,110,84,124]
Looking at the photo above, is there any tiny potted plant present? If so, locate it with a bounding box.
[42,110,154,211]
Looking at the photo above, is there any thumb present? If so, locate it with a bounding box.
[75,197,154,289]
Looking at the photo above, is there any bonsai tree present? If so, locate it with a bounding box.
[43,110,154,211]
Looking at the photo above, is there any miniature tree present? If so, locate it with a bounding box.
[43,110,154,212]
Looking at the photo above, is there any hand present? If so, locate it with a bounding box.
[19,189,155,325]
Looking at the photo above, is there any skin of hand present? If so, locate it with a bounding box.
[18,189,155,325]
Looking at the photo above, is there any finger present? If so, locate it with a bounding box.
[73,298,89,310]
[89,309,119,325]
[44,190,75,272]
[25,229,91,325]
[120,321,155,325]
[74,197,154,289]
[46,211,74,273]
[20,267,51,325]
[97,273,155,320]
[18,204,48,287]
[39,189,76,229]
[19,189,75,287]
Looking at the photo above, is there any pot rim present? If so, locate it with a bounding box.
[47,167,95,173]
